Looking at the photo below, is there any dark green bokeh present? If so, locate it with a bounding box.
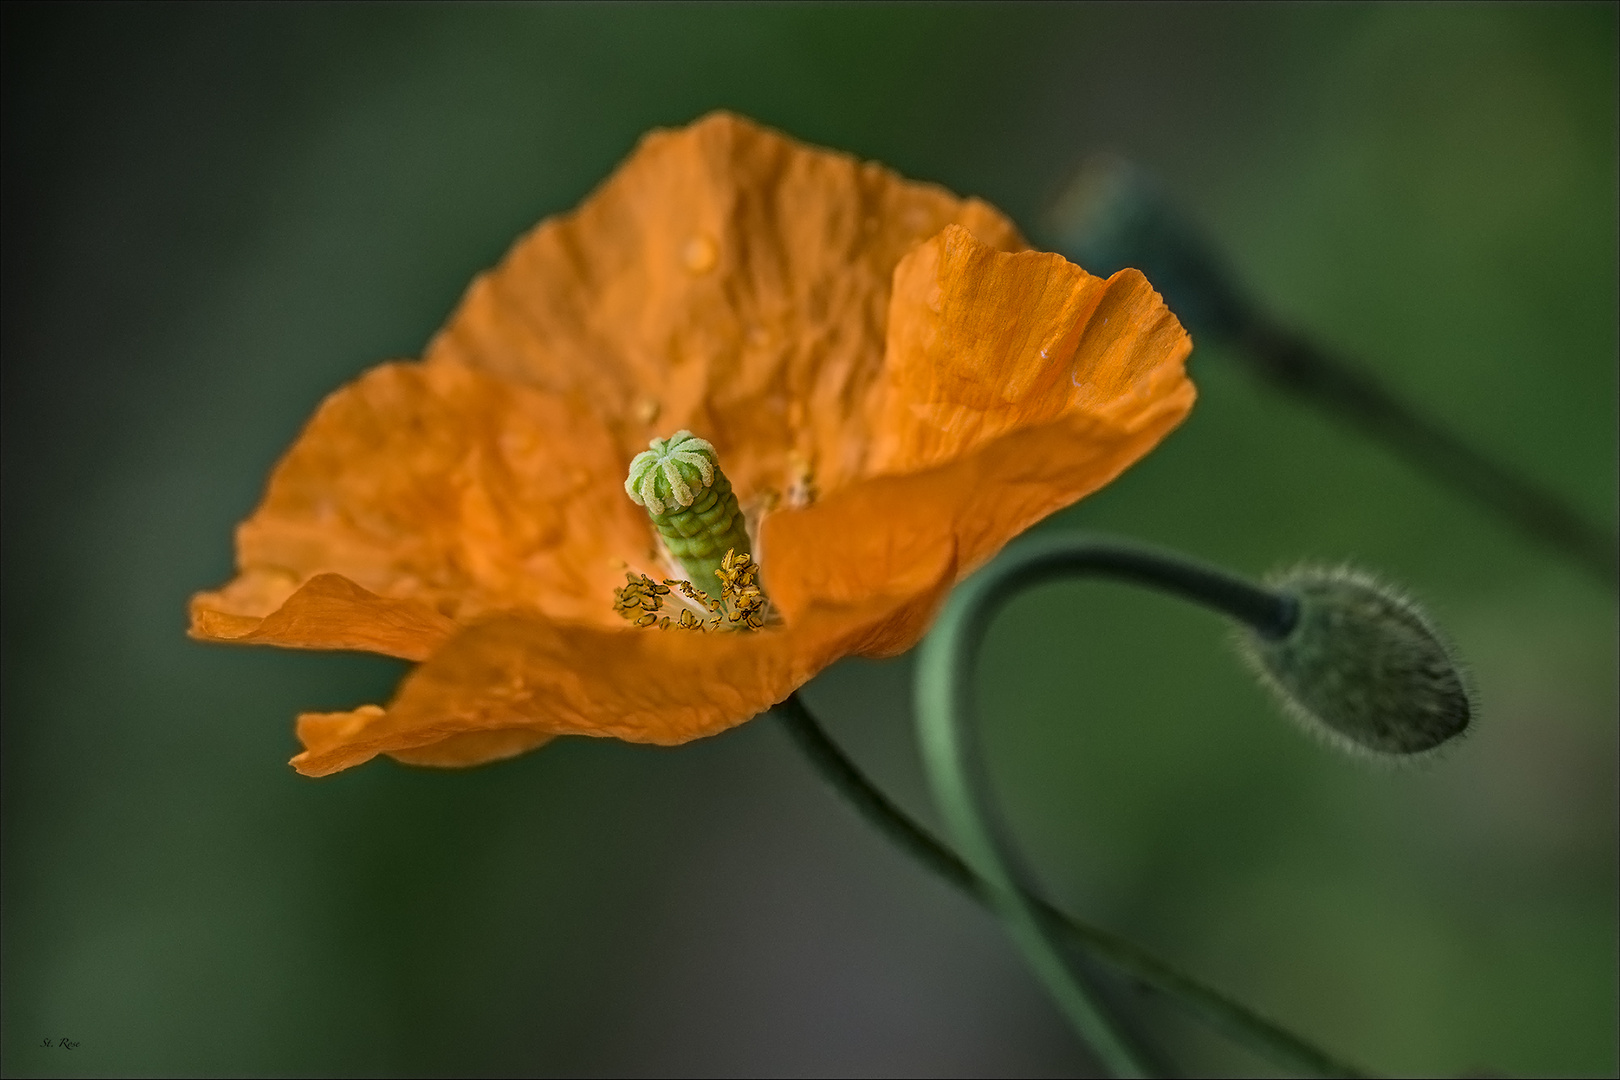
[3,5,1614,1076]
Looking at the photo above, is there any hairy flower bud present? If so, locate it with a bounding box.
[625,431,751,599]
[1239,566,1471,758]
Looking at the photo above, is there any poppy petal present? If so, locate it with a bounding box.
[287,582,955,776]
[424,112,1027,505]
[294,707,553,770]
[760,225,1194,648]
[386,728,556,768]
[190,359,650,643]
[871,223,1193,473]
[190,572,455,661]
[195,114,1196,777]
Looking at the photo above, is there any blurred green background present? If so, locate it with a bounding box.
[3,4,1614,1077]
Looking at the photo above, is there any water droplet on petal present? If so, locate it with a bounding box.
[682,235,718,274]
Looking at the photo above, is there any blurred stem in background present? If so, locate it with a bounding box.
[1045,156,1618,593]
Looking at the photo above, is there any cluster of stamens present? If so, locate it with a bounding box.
[613,549,768,632]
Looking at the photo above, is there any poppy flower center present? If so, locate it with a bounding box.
[617,431,768,632]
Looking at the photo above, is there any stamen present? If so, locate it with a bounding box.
[612,549,771,634]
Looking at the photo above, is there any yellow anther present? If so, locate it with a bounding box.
[614,550,769,633]
[614,572,675,625]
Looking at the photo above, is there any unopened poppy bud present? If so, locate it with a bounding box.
[1239,567,1472,758]
[625,431,751,599]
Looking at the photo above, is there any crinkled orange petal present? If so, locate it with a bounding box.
[425,111,1025,504]
[190,572,455,661]
[193,113,1195,776]
[193,113,1022,666]
[296,705,387,757]
[296,708,555,770]
[761,225,1194,651]
[870,224,1192,472]
[283,226,1191,776]
[189,360,650,643]
[289,582,953,777]
[384,729,555,768]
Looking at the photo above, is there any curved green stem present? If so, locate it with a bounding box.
[774,693,1366,1077]
[911,532,1386,1078]
[915,535,1300,1075]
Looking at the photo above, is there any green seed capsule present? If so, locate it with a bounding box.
[624,431,751,600]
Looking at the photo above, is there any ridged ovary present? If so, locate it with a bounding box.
[626,432,753,599]
[649,471,750,598]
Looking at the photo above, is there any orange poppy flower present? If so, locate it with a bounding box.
[189,113,1195,777]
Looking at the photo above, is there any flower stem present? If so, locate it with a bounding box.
[773,693,1367,1078]
[914,535,1315,1076]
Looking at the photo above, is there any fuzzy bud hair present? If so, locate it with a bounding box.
[1237,565,1472,761]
